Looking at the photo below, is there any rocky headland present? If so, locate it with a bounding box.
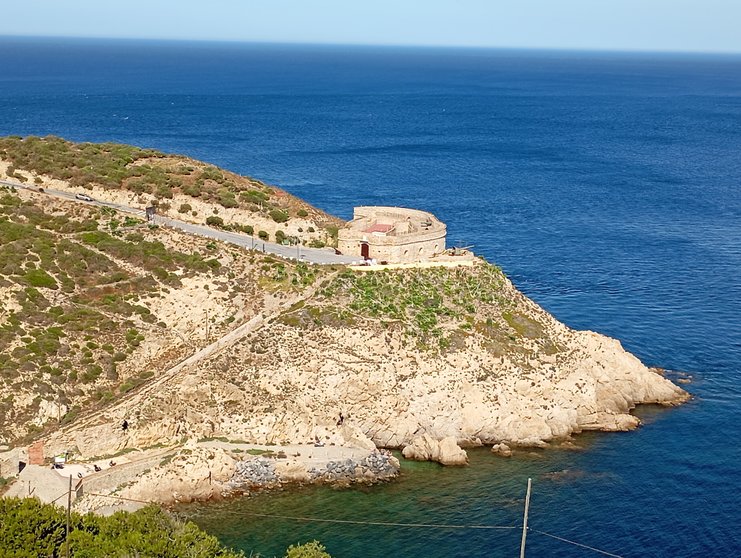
[0,136,689,513]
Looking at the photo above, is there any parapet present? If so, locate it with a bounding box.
[337,206,446,263]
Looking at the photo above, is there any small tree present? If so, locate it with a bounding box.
[258,230,269,240]
[284,541,332,558]
[206,216,223,227]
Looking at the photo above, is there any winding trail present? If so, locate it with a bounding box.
[46,269,337,438]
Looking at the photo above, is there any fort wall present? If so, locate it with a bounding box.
[337,206,446,263]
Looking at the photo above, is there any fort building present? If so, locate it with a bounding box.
[337,206,446,263]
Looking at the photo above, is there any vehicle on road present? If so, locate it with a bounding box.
[75,193,94,202]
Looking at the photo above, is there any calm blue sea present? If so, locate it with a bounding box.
[2,37,740,557]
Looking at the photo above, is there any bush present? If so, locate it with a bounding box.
[218,190,238,208]
[275,230,287,244]
[206,216,224,227]
[284,541,332,558]
[178,203,192,214]
[297,209,308,217]
[258,230,269,240]
[23,269,58,289]
[269,209,289,223]
[0,498,244,557]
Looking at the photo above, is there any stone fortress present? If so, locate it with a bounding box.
[337,206,447,263]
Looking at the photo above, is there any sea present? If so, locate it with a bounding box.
[1,37,740,557]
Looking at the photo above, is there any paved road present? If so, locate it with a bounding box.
[1,179,359,265]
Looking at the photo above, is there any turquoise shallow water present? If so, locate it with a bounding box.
[180,411,700,558]
[2,38,740,556]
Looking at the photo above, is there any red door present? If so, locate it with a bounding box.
[360,242,370,260]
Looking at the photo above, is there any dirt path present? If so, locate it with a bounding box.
[45,271,337,439]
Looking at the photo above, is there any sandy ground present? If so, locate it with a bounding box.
[198,441,373,468]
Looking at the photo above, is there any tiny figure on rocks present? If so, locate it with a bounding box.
[337,413,344,426]
[121,419,128,432]
[109,460,116,467]
[93,464,101,472]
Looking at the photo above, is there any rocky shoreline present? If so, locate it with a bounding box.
[230,449,400,490]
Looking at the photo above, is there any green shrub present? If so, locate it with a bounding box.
[284,541,332,558]
[258,230,269,240]
[218,190,238,208]
[22,269,57,289]
[275,230,287,244]
[0,498,244,557]
[178,203,192,214]
[239,189,269,204]
[182,183,201,197]
[206,216,224,227]
[297,209,308,217]
[269,209,289,223]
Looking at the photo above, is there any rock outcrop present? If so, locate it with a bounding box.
[0,141,692,511]
[402,435,468,466]
[40,263,689,470]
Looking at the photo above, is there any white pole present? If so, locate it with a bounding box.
[66,474,72,558]
[519,478,532,558]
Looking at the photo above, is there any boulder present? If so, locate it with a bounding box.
[402,434,468,466]
[491,443,512,457]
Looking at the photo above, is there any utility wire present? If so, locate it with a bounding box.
[530,529,626,558]
[243,511,517,530]
[241,511,628,557]
[85,492,152,505]
[49,489,71,505]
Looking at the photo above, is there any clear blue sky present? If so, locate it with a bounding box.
[2,0,739,53]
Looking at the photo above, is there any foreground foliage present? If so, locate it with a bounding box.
[0,498,242,557]
[0,498,332,558]
[0,135,337,230]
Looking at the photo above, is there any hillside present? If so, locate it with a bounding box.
[0,137,688,512]
[0,182,333,444]
[0,135,342,247]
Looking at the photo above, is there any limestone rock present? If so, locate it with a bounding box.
[274,459,311,483]
[402,434,468,466]
[491,443,512,457]
[121,447,236,504]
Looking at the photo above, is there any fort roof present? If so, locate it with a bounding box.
[364,223,395,234]
[338,206,447,263]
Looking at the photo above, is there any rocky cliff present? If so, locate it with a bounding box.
[0,137,689,507]
[42,261,688,464]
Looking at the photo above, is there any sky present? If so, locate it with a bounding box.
[2,0,740,54]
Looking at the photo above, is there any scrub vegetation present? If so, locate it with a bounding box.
[0,186,328,443]
[0,187,220,441]
[279,264,558,355]
[0,498,332,558]
[0,135,340,231]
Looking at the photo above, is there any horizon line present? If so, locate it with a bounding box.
[2,33,741,57]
